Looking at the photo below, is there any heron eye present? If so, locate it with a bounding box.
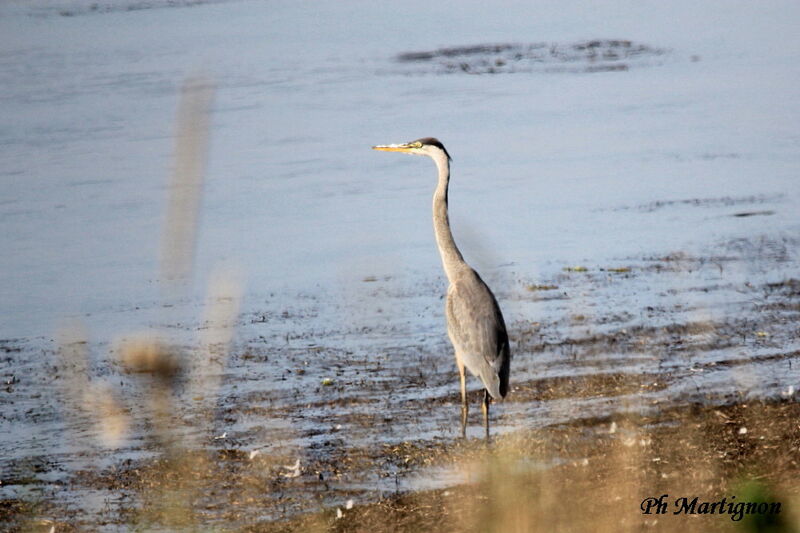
[412,142,422,148]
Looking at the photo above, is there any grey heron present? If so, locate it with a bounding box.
[372,138,511,439]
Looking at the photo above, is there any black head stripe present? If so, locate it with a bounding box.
[412,137,452,161]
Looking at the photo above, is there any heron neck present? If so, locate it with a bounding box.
[432,153,466,283]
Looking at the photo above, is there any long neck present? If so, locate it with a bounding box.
[431,151,466,283]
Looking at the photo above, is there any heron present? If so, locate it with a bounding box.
[372,137,510,440]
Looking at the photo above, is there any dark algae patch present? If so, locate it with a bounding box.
[394,40,668,75]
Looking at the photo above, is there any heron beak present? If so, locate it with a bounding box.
[372,143,413,153]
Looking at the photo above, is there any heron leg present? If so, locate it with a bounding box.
[482,389,491,441]
[458,360,468,438]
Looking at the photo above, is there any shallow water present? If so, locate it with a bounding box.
[1,0,800,527]
[1,0,799,340]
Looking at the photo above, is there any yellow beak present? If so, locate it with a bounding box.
[372,143,413,153]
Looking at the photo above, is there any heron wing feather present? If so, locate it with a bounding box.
[446,270,510,398]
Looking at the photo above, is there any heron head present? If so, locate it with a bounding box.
[372,137,452,162]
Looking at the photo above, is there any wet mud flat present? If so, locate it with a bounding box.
[1,225,799,531]
[253,398,800,533]
[5,393,800,532]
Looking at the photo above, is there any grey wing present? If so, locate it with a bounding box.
[446,270,511,399]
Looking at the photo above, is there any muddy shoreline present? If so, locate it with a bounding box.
[2,229,799,531]
[251,398,800,533]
